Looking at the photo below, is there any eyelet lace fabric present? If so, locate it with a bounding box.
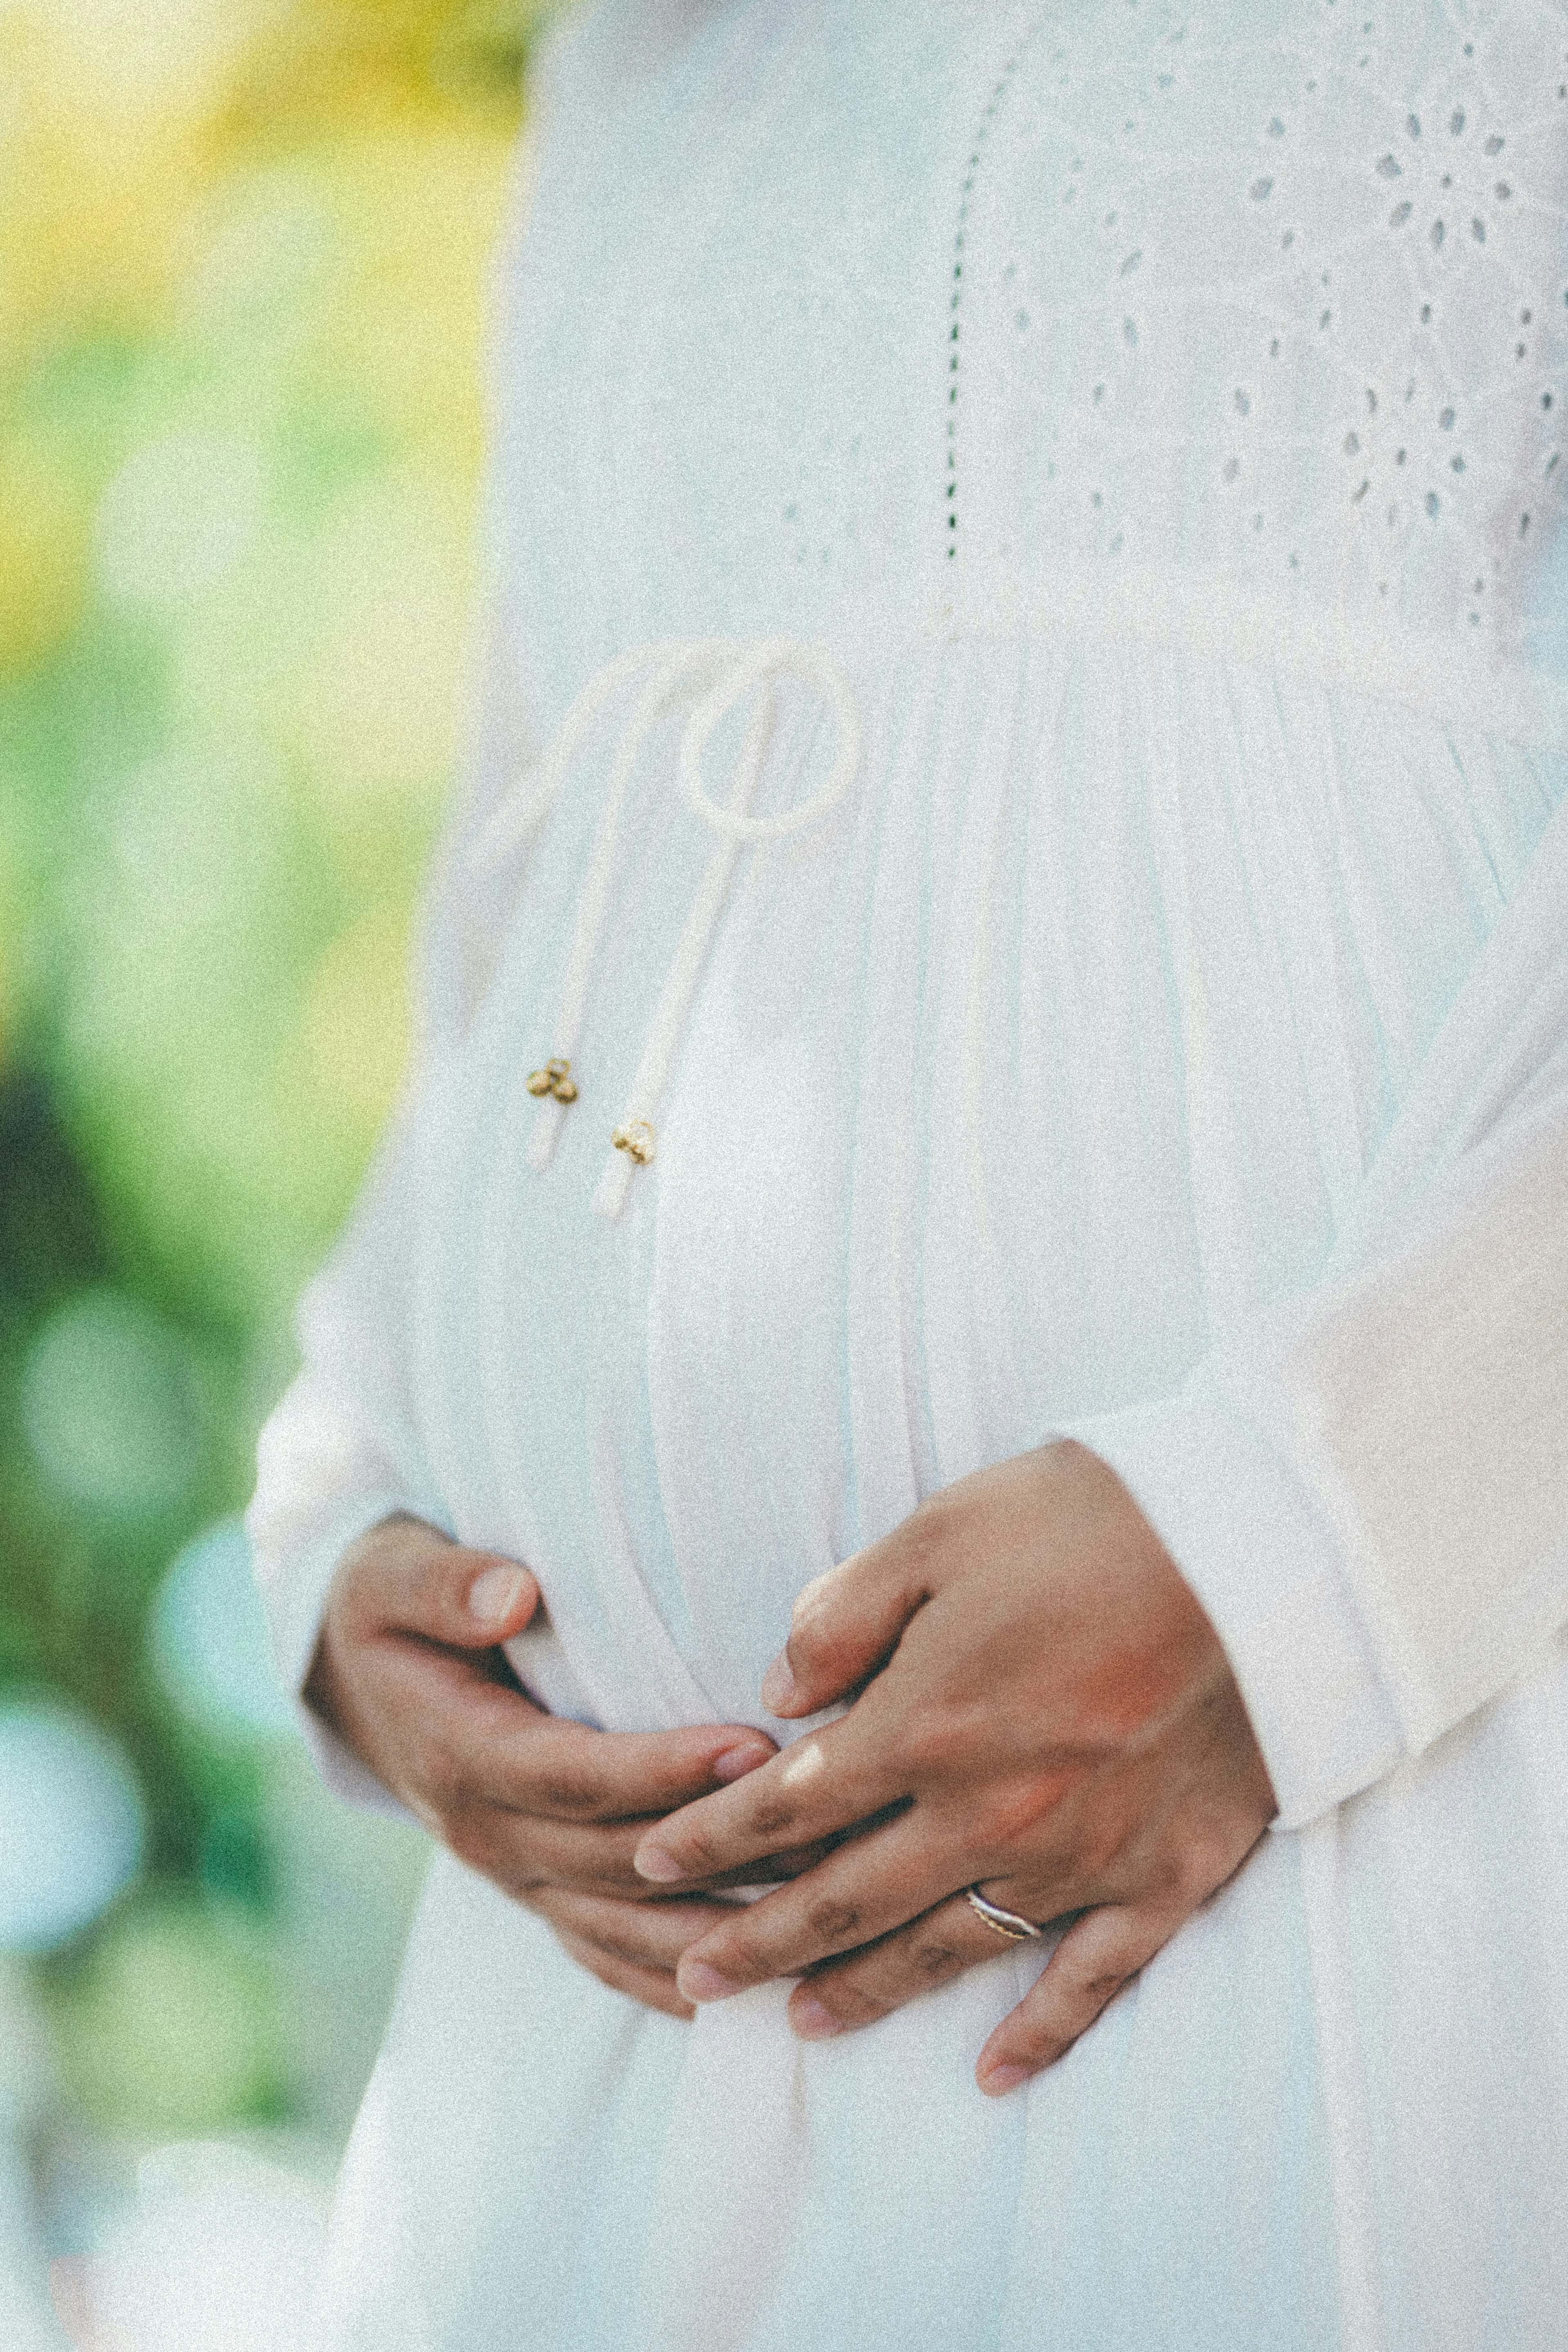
[954,0,1568,659]
[247,8,1568,2349]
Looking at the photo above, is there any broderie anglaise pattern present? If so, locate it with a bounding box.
[958,0,1568,654]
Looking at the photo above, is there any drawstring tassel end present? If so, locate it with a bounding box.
[526,1057,578,1169]
[592,1117,656,1222]
[491,636,860,1223]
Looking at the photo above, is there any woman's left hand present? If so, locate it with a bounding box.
[633,1441,1277,2094]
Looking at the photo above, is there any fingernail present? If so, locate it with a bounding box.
[979,2064,1031,2098]
[760,1656,797,1714]
[469,1565,528,1624]
[712,1741,771,1784]
[676,1958,740,2004]
[791,1996,845,2041]
[633,1842,686,1883]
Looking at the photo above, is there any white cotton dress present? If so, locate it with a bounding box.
[248,4,1568,2346]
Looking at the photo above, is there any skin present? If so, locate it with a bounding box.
[305,1513,789,2020]
[631,1441,1278,2093]
[310,1446,1276,2089]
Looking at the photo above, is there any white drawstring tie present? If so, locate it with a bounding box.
[470,636,862,1222]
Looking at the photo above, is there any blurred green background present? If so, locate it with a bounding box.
[0,0,548,2321]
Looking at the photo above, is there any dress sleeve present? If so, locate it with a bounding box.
[1057,793,1568,1831]
[246,579,539,1811]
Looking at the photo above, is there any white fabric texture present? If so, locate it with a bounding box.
[248,2,1568,2345]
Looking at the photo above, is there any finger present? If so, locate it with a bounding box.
[478,1713,779,1825]
[454,1807,794,1901]
[551,1928,696,2021]
[342,1514,543,1648]
[452,1808,837,1901]
[671,1810,970,2001]
[975,1902,1176,2094]
[455,1809,656,1898]
[633,1709,907,1884]
[352,1606,778,1825]
[785,1892,1011,2038]
[532,1886,742,1972]
[760,1508,949,1717]
[333,1524,779,1824]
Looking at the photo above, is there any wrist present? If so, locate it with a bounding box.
[1047,1394,1402,1827]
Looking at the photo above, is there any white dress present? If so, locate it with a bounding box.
[248,4,1568,2345]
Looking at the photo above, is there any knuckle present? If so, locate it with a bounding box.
[670,1824,727,1876]
[747,1796,800,1840]
[715,1930,764,1983]
[532,1767,609,1818]
[811,1975,891,2028]
[806,1898,862,1944]
[911,1934,966,1979]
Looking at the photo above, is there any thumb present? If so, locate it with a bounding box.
[761,1533,929,1717]
[343,1515,542,1648]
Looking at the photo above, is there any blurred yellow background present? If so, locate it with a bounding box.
[0,2,548,2332]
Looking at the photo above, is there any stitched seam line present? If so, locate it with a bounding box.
[947,24,1043,564]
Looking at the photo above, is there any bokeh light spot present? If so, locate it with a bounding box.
[94,429,265,607]
[22,1288,204,1516]
[303,902,412,1129]
[289,475,472,804]
[0,444,89,675]
[3,0,524,2196]
[0,1700,145,1951]
[151,1518,294,1739]
[47,1898,283,2133]
[180,168,339,337]
[22,0,285,120]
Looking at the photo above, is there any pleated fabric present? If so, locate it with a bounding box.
[242,0,1568,2339]
[306,614,1568,2350]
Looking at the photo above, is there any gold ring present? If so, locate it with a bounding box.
[966,1887,1044,1942]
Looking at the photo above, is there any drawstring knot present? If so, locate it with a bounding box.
[470,636,861,1221]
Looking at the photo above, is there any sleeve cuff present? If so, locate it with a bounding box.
[251,1488,422,1822]
[1050,1381,1404,1829]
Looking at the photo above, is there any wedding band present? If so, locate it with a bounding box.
[966,1887,1044,1942]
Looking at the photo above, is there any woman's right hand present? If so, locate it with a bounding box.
[303,1515,778,2018]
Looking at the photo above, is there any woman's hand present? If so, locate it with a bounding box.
[305,1515,777,2018]
[632,1442,1276,2086]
